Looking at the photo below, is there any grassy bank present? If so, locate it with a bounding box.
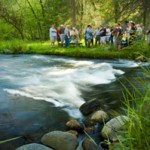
[0,40,150,60]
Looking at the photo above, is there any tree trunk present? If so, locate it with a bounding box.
[142,0,148,26]
[39,0,47,39]
[26,0,43,39]
[113,0,119,23]
[71,0,76,26]
[79,0,84,38]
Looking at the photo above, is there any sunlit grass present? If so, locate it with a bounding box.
[0,40,150,59]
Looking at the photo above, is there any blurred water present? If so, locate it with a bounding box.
[0,54,149,140]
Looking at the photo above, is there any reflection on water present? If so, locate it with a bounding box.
[0,54,149,140]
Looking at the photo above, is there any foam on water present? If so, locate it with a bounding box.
[3,63,123,108]
[3,88,63,107]
[111,59,139,68]
[1,55,129,117]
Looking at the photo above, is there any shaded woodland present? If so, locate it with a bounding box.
[0,0,150,40]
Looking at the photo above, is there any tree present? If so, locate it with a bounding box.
[71,0,76,26]
[140,0,150,26]
[0,0,150,40]
[0,0,24,39]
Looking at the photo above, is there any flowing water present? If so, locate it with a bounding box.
[0,54,149,147]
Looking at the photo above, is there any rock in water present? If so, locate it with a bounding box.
[41,131,78,150]
[90,110,108,123]
[101,115,129,142]
[82,138,100,150]
[80,99,103,116]
[16,143,53,150]
[68,130,78,136]
[66,119,83,132]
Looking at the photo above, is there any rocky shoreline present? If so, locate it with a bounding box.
[13,99,129,150]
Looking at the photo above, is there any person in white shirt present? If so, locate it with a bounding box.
[70,27,79,43]
[49,25,57,47]
[136,24,143,40]
[106,26,111,44]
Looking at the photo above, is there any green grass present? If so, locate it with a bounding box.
[0,40,150,60]
[108,70,150,150]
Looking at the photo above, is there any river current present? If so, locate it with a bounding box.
[0,54,149,142]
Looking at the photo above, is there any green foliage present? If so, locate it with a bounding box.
[0,20,16,40]
[122,40,150,59]
[1,0,150,40]
[109,70,150,150]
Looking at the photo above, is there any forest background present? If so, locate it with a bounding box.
[0,0,150,41]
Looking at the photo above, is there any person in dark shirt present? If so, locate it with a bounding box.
[100,26,106,45]
[56,27,61,45]
[59,25,65,47]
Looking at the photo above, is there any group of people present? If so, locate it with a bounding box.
[85,21,150,49]
[49,25,79,47]
[49,22,150,49]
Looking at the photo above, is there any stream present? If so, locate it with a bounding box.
[0,54,149,149]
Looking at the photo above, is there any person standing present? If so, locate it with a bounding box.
[146,26,150,45]
[129,21,136,45]
[59,25,65,47]
[100,26,106,45]
[136,24,143,41]
[106,26,111,44]
[85,25,93,48]
[94,27,100,46]
[64,25,70,47]
[71,27,79,44]
[56,27,61,45]
[49,25,57,47]
[115,23,123,50]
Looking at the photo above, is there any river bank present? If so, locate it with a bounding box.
[0,40,150,60]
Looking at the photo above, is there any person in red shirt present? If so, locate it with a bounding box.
[56,27,61,45]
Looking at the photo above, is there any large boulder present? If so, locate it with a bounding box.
[66,119,83,132]
[16,143,53,150]
[101,115,129,142]
[41,131,78,150]
[80,99,103,116]
[90,110,108,123]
